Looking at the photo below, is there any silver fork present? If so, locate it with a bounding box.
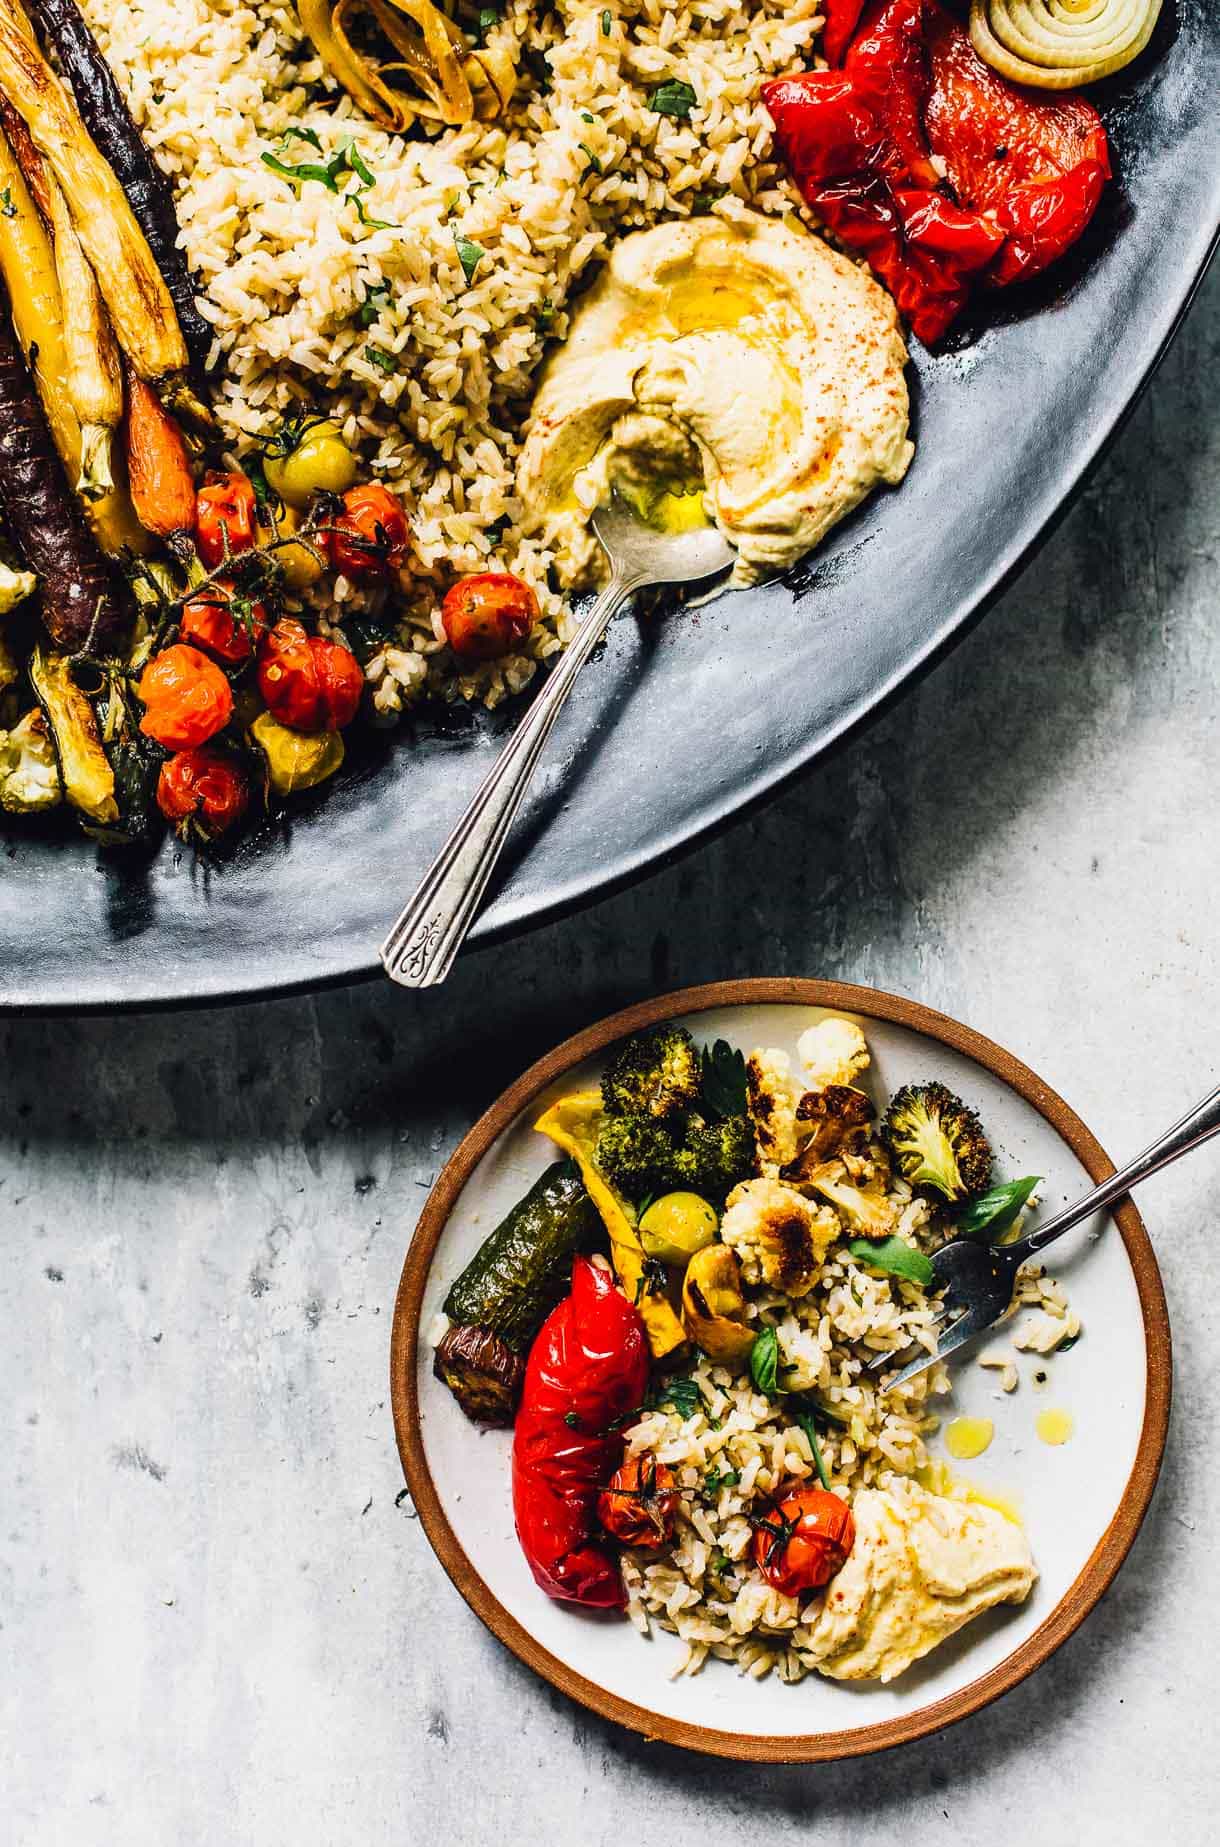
[870,1080,1220,1393]
[380,496,735,989]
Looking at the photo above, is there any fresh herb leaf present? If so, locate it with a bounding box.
[357,281,393,327]
[581,112,595,124]
[703,1464,740,1495]
[709,1546,729,1573]
[282,124,325,153]
[651,1374,705,1420]
[700,1038,748,1120]
[749,1326,780,1396]
[794,1409,831,1491]
[601,7,612,31]
[365,344,398,373]
[476,2,499,38]
[691,184,727,216]
[350,191,396,231]
[454,233,485,284]
[536,296,557,333]
[635,1191,657,1220]
[0,187,14,219]
[578,143,601,175]
[523,47,553,91]
[648,77,698,120]
[563,1410,581,1429]
[846,1236,935,1287]
[1056,1327,1083,1353]
[261,149,342,190]
[633,1255,668,1304]
[955,1176,1041,1242]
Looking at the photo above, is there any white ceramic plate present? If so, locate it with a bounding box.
[390,981,1170,1760]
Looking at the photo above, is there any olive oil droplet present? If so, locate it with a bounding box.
[1035,1408,1074,1446]
[945,1416,994,1460]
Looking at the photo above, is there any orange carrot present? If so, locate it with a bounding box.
[125,365,195,538]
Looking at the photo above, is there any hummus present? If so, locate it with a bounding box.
[516,209,913,584]
[802,1482,1037,1683]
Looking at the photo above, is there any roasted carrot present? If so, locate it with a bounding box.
[124,366,195,542]
[0,0,186,385]
[0,108,146,552]
[43,170,123,499]
[0,270,125,650]
[24,0,212,376]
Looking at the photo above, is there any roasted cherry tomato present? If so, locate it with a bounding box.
[597,1455,680,1549]
[137,644,234,750]
[264,419,358,509]
[194,470,259,568]
[156,746,249,839]
[324,481,410,578]
[441,572,538,661]
[257,617,364,732]
[751,1486,855,1597]
[179,579,267,666]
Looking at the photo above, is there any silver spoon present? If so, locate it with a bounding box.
[869,1079,1220,1392]
[380,496,735,988]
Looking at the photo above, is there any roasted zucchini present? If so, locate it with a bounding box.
[28,645,117,824]
[436,1160,603,1422]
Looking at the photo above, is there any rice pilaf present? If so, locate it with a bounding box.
[79,0,826,713]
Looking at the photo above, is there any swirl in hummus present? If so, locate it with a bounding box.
[517,208,914,584]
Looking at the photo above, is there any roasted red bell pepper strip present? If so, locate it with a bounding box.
[763,0,1109,345]
[512,1255,650,1609]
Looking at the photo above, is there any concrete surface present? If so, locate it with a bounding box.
[3,265,1219,1847]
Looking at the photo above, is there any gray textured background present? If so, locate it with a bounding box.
[3,267,1218,1845]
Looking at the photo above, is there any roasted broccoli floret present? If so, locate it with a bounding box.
[595,1113,683,1196]
[882,1082,992,1202]
[676,1114,758,1201]
[601,1026,702,1121]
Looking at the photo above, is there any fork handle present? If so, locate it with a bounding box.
[1012,1079,1220,1259]
[380,565,647,989]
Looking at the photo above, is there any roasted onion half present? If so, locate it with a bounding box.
[969,0,1162,90]
[297,0,516,131]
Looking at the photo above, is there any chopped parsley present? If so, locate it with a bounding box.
[578,143,601,176]
[365,344,398,373]
[703,1464,740,1496]
[563,1410,582,1429]
[649,1374,705,1421]
[477,3,500,38]
[454,232,485,284]
[691,185,728,216]
[601,7,612,32]
[537,297,557,333]
[648,77,698,121]
[357,281,393,327]
[700,1038,748,1119]
[0,188,14,219]
[260,134,396,231]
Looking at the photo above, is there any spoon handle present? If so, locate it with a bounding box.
[381,568,646,988]
[1011,1078,1220,1259]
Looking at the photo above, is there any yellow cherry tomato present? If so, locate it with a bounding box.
[261,505,326,590]
[264,420,358,509]
[251,710,344,794]
[638,1192,719,1265]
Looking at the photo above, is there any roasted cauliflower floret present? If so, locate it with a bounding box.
[806,1167,901,1240]
[746,1046,803,1172]
[720,1177,839,1298]
[798,1017,870,1091]
[0,709,61,814]
[792,1084,874,1165]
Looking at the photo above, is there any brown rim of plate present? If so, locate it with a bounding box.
[389,978,1172,1763]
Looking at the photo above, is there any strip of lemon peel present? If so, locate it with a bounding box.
[535,1092,686,1359]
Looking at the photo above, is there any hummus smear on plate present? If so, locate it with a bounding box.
[517,210,914,584]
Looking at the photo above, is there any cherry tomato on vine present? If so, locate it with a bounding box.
[137,644,234,751]
[597,1456,680,1550]
[751,1486,855,1597]
[156,746,249,840]
[179,579,267,666]
[441,572,538,661]
[257,618,364,733]
[194,471,259,568]
[324,482,410,578]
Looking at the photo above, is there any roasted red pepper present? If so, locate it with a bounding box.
[763,0,1109,345]
[512,1256,649,1609]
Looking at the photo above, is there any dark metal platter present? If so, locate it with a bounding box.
[3,4,1217,1012]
